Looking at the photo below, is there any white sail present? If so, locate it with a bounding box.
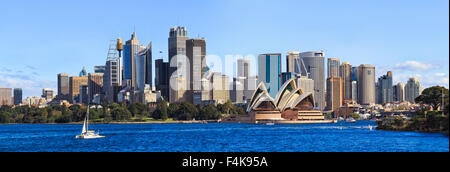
[81,117,87,134]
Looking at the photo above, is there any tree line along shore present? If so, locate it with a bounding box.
[0,100,245,124]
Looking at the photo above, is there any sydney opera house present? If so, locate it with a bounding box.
[223,78,334,124]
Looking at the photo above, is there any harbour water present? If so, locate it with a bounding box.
[0,121,448,152]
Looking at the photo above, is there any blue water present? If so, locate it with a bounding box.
[0,121,448,152]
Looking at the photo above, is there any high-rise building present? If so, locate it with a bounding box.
[186,38,207,103]
[0,88,12,106]
[351,67,358,82]
[69,76,88,103]
[258,53,282,98]
[327,58,340,78]
[405,78,423,104]
[286,51,300,73]
[299,51,325,111]
[136,43,152,92]
[357,64,376,106]
[295,74,315,94]
[281,72,293,85]
[351,81,358,102]
[340,62,352,101]
[79,67,87,77]
[168,26,189,102]
[155,59,170,101]
[79,85,89,105]
[211,73,230,104]
[393,82,405,102]
[231,77,245,104]
[94,66,106,73]
[57,73,70,101]
[104,59,122,103]
[123,31,141,89]
[326,77,342,112]
[42,88,54,101]
[377,71,393,104]
[88,73,104,103]
[13,88,22,105]
[237,58,251,78]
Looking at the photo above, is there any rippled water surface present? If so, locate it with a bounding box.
[0,121,448,152]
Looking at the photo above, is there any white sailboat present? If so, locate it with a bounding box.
[76,106,105,139]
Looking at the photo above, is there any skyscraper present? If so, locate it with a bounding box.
[79,67,87,77]
[405,78,423,103]
[13,88,22,105]
[286,51,300,73]
[123,31,141,89]
[393,82,405,102]
[42,88,54,101]
[104,59,122,102]
[299,51,325,111]
[258,53,282,98]
[155,59,170,100]
[186,38,207,103]
[237,58,251,78]
[357,64,376,106]
[351,81,358,102]
[136,43,152,92]
[168,26,189,102]
[94,66,106,73]
[377,71,393,104]
[0,88,12,106]
[57,73,69,101]
[327,58,340,78]
[211,73,230,104]
[340,62,352,101]
[69,76,88,103]
[88,73,104,103]
[326,77,342,112]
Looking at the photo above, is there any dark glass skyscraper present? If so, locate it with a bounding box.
[13,88,22,105]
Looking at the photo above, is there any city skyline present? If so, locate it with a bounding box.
[0,0,449,98]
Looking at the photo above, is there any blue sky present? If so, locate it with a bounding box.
[0,0,448,98]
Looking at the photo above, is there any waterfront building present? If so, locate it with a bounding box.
[88,73,104,103]
[243,79,325,124]
[377,71,394,104]
[57,73,70,101]
[13,88,22,106]
[298,51,325,111]
[194,78,211,105]
[357,64,376,106]
[155,59,170,101]
[69,76,88,103]
[393,82,405,102]
[258,53,282,99]
[326,77,343,112]
[168,26,189,102]
[405,78,423,104]
[340,62,352,101]
[186,38,207,103]
[42,88,54,102]
[327,58,340,78]
[286,51,300,74]
[0,88,12,106]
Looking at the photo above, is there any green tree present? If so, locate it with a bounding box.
[176,102,198,120]
[415,86,449,111]
[153,101,168,120]
[168,103,179,118]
